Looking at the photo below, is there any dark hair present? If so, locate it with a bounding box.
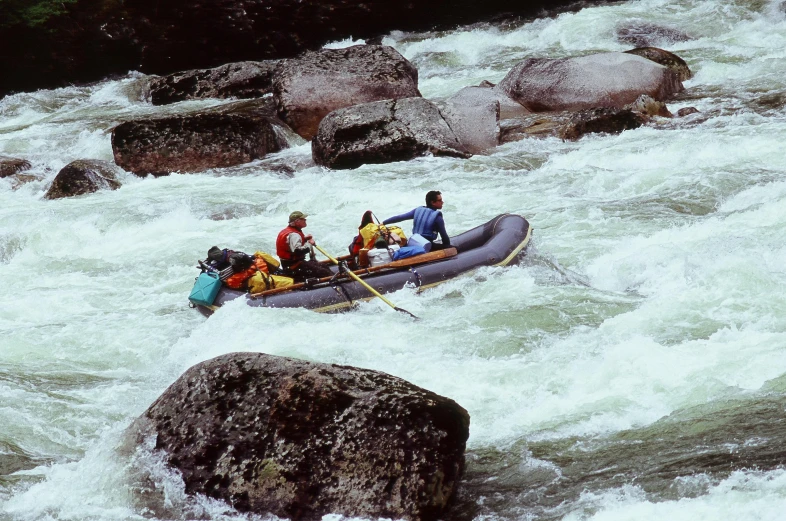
[425,190,442,209]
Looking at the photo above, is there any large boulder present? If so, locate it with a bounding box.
[496,52,684,112]
[0,156,31,178]
[446,84,531,120]
[44,159,121,200]
[112,99,289,176]
[148,61,282,105]
[436,97,500,154]
[312,97,471,169]
[274,45,421,140]
[128,352,469,521]
[0,0,608,98]
[625,47,693,81]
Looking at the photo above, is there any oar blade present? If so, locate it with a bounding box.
[394,306,420,320]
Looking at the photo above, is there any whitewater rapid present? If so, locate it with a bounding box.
[3,0,786,519]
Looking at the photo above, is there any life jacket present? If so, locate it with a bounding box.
[276,226,306,266]
[357,223,407,250]
[224,266,258,289]
[413,207,440,241]
[348,210,376,255]
[349,234,365,256]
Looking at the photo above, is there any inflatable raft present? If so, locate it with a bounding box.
[195,213,531,316]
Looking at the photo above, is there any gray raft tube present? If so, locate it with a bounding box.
[198,213,531,316]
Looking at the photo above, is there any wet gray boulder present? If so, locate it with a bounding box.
[148,61,282,105]
[112,99,289,176]
[497,52,683,112]
[0,156,32,178]
[559,107,646,141]
[274,45,421,140]
[625,47,693,81]
[436,97,500,154]
[446,85,529,120]
[44,159,121,200]
[499,112,574,143]
[128,352,469,521]
[312,97,471,169]
[617,22,693,48]
[500,94,670,143]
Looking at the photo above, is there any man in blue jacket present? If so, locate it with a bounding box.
[383,191,450,250]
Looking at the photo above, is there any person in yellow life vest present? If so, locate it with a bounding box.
[275,211,333,281]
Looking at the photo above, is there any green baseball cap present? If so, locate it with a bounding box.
[288,211,308,223]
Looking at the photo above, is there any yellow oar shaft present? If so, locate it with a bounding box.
[313,244,398,309]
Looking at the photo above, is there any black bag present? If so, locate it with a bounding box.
[228,251,254,272]
[205,246,252,272]
[207,246,230,269]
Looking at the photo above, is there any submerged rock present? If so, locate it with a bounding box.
[625,47,693,81]
[617,22,693,48]
[626,94,672,118]
[677,106,700,117]
[497,52,683,112]
[0,156,32,178]
[312,97,471,169]
[274,45,421,140]
[128,352,469,521]
[44,160,121,200]
[148,61,282,105]
[112,99,289,176]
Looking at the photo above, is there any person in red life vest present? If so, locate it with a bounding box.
[275,211,333,281]
[383,190,450,251]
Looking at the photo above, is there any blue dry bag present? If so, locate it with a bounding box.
[392,245,427,261]
[189,271,221,306]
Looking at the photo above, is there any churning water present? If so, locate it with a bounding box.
[3,0,786,519]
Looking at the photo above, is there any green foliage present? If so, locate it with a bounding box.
[0,0,78,28]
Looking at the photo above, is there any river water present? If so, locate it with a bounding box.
[2,0,786,519]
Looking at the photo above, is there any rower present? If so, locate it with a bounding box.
[275,211,333,281]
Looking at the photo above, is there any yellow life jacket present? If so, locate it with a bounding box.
[358,223,407,250]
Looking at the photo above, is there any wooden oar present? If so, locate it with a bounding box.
[249,248,457,299]
[313,244,419,319]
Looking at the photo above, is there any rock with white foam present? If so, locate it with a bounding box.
[497,52,683,112]
[126,352,469,521]
[44,160,121,200]
[312,97,470,169]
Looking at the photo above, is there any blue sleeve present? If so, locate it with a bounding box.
[383,208,416,225]
[435,213,450,246]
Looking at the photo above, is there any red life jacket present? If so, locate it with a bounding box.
[276,226,306,266]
